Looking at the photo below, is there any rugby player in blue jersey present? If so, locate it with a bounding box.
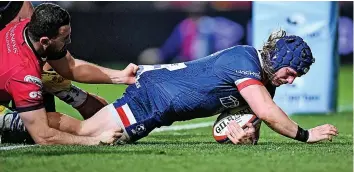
[2,30,338,145]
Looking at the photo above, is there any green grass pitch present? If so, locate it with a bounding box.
[0,65,352,172]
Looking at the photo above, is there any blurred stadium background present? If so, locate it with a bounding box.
[1,1,353,172]
[34,1,353,65]
[52,1,352,115]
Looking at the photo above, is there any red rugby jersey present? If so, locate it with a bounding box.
[0,19,43,112]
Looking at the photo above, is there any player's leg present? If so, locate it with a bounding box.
[1,99,159,144]
[1,104,119,138]
[77,95,162,144]
[0,107,113,144]
[2,103,155,144]
[3,99,133,142]
[76,93,108,119]
[75,104,123,137]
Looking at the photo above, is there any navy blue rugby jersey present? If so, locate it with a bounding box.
[125,45,276,125]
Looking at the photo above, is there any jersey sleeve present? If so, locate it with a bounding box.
[214,46,264,91]
[6,68,44,112]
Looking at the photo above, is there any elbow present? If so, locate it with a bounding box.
[35,139,50,145]
[33,136,51,145]
[255,110,270,122]
[254,104,278,123]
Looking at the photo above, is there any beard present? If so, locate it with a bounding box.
[43,44,67,60]
[44,45,61,56]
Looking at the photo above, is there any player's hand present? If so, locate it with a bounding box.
[307,124,338,143]
[113,63,139,85]
[226,121,256,145]
[96,128,123,145]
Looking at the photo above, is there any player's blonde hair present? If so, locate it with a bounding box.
[260,29,287,79]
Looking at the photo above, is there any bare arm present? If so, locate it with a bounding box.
[46,112,82,135]
[240,85,302,140]
[239,85,339,143]
[19,108,118,145]
[47,51,138,84]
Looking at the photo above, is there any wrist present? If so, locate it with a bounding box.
[295,126,309,142]
[109,70,125,84]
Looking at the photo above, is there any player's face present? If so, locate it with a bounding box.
[271,67,298,87]
[46,25,71,54]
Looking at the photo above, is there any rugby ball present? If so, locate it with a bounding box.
[213,105,261,143]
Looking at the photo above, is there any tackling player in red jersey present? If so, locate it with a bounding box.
[0,1,114,120]
[0,2,138,145]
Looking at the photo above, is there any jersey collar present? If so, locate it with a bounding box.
[23,27,47,62]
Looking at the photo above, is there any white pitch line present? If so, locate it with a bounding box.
[152,122,214,133]
[0,144,37,151]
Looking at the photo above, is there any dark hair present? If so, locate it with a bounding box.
[27,3,70,41]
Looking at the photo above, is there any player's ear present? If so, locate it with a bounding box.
[39,37,50,48]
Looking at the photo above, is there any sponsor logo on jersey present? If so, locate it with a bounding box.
[24,75,43,88]
[235,70,261,79]
[29,91,42,99]
[131,124,146,135]
[136,124,146,133]
[220,95,240,108]
[5,23,20,54]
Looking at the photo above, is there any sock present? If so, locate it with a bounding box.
[54,85,88,108]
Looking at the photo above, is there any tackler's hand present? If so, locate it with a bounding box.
[112,63,139,85]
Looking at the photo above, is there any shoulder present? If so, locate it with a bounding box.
[221,45,257,56]
[214,45,260,70]
[5,19,29,33]
[3,19,28,51]
[213,45,263,83]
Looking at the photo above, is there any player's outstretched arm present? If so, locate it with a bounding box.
[47,51,138,85]
[19,108,122,145]
[240,84,338,143]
